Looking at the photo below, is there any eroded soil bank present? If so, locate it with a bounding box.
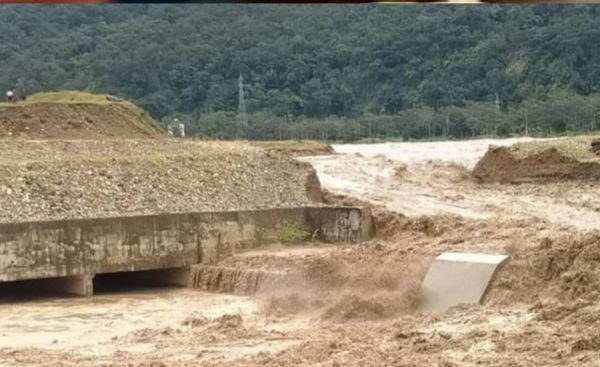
[473,146,600,183]
[0,102,164,139]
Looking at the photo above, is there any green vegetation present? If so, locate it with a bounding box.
[263,222,311,243]
[0,91,114,106]
[2,5,600,140]
[0,91,133,108]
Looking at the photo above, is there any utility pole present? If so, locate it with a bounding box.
[237,73,248,139]
[524,111,528,137]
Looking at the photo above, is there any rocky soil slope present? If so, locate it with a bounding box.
[0,140,321,223]
[0,101,164,139]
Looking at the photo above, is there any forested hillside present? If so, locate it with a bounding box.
[1,5,600,140]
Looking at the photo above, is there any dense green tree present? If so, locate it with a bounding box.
[2,5,600,140]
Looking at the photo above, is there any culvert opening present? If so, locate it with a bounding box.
[0,276,87,302]
[93,267,189,294]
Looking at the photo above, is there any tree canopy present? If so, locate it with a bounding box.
[1,5,600,140]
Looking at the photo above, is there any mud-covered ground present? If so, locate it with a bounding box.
[4,138,600,366]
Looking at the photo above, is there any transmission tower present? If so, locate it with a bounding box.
[237,73,248,138]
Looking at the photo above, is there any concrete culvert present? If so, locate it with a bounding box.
[92,268,189,294]
[0,276,92,301]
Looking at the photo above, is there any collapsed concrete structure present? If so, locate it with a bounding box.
[420,252,509,312]
[0,206,372,296]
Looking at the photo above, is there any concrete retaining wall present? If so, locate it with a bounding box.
[0,206,372,294]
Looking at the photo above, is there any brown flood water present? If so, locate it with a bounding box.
[0,288,309,365]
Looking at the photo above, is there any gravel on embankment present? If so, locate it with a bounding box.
[0,139,321,223]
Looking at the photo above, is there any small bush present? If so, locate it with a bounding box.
[264,222,310,243]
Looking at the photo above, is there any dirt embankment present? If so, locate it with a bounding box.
[252,141,334,156]
[0,102,164,139]
[0,94,325,222]
[0,140,322,223]
[473,146,600,183]
[489,233,600,305]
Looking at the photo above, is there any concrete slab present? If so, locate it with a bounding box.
[420,252,509,312]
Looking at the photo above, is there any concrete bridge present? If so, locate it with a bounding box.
[0,206,372,296]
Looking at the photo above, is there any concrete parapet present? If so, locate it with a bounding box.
[0,206,372,296]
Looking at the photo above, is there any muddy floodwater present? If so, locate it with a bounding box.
[0,289,245,351]
[0,288,312,366]
[303,137,600,231]
[4,137,600,367]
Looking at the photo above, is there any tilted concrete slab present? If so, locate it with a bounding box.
[420,252,509,312]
